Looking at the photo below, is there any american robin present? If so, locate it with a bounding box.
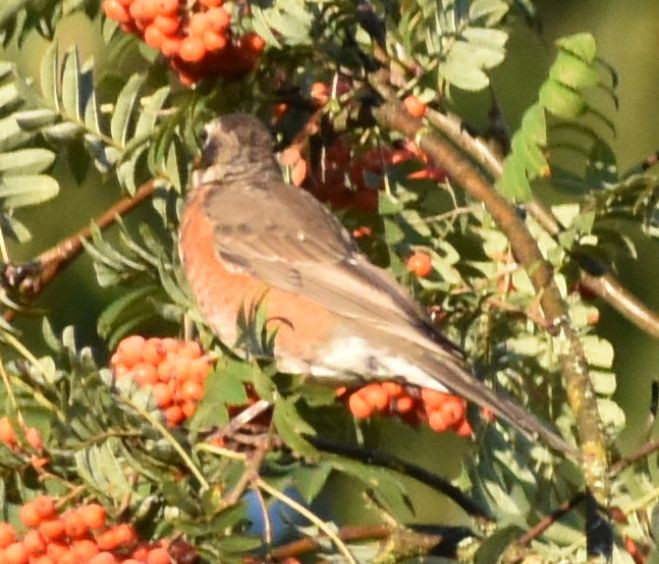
[179,113,574,454]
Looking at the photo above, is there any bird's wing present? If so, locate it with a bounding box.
[201,178,458,353]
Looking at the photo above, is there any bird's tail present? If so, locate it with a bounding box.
[413,347,577,456]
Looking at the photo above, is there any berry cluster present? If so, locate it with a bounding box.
[340,383,473,437]
[111,336,212,427]
[102,0,265,85]
[305,138,446,213]
[0,496,172,563]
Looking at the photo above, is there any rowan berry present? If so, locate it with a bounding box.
[22,530,46,555]
[438,395,465,427]
[181,400,197,418]
[147,547,172,564]
[4,542,28,564]
[38,518,66,541]
[403,95,426,118]
[178,340,202,359]
[103,0,131,23]
[25,427,43,451]
[0,523,16,548]
[33,496,56,521]
[394,395,415,414]
[117,335,145,367]
[200,0,223,6]
[132,362,159,386]
[144,25,165,49]
[241,32,265,54]
[206,7,230,31]
[88,553,118,564]
[203,30,228,51]
[454,418,473,438]
[63,511,88,538]
[164,405,185,426]
[154,0,178,15]
[310,82,330,107]
[406,251,432,278]
[362,384,389,412]
[153,382,174,407]
[79,503,106,530]
[427,409,451,432]
[154,14,180,35]
[19,503,41,528]
[348,393,373,419]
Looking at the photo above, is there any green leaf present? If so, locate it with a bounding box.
[111,74,145,146]
[14,108,57,130]
[549,51,599,90]
[539,80,586,120]
[293,462,332,503]
[0,174,59,207]
[555,32,597,64]
[0,149,55,174]
[61,47,82,120]
[475,526,521,563]
[272,397,318,459]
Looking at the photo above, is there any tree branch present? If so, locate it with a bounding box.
[2,179,158,321]
[368,72,609,504]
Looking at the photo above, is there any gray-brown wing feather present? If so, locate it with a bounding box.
[203,178,458,353]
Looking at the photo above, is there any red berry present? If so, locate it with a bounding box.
[181,379,204,402]
[361,384,389,412]
[22,530,46,555]
[103,0,131,23]
[241,32,265,54]
[179,36,206,62]
[79,503,106,530]
[4,542,28,564]
[132,362,159,386]
[428,409,451,432]
[38,518,65,541]
[403,95,426,118]
[200,0,223,6]
[406,251,432,278]
[348,393,373,419]
[19,503,41,528]
[117,335,145,367]
[0,523,16,548]
[206,7,230,31]
[0,417,16,446]
[88,553,118,564]
[153,15,180,35]
[154,0,178,15]
[63,511,88,539]
[147,547,172,564]
[161,36,182,57]
[144,25,165,49]
[188,12,210,36]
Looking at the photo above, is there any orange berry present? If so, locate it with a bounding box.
[56,551,77,564]
[420,388,449,410]
[157,358,175,382]
[454,418,473,438]
[164,405,185,426]
[161,337,179,352]
[181,400,197,418]
[19,502,41,527]
[38,518,65,541]
[0,523,16,548]
[46,543,69,560]
[348,393,374,419]
[273,102,288,118]
[132,543,150,560]
[200,0,223,6]
[403,95,426,118]
[0,416,16,446]
[103,0,131,23]
[132,362,159,386]
[310,82,330,106]
[62,511,87,539]
[438,396,465,427]
[172,356,191,379]
[427,409,451,432]
[22,530,46,555]
[154,14,180,35]
[142,338,165,365]
[381,382,404,398]
[203,29,227,52]
[113,523,137,546]
[153,382,174,407]
[206,7,230,31]
[124,560,143,564]
[135,0,158,21]
[188,357,211,382]
[178,340,202,359]
[144,25,165,49]
[147,547,172,564]
[71,539,100,562]
[78,503,106,530]
[154,0,178,15]
[117,335,145,368]
[362,384,389,412]
[181,379,204,401]
[352,225,372,238]
[95,530,119,552]
[188,12,210,36]
[88,553,118,564]
[4,542,28,564]
[406,251,432,277]
[395,395,415,414]
[240,32,265,54]
[33,496,56,521]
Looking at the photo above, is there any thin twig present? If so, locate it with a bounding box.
[221,434,271,507]
[515,492,587,547]
[308,435,491,520]
[580,272,659,339]
[255,477,358,564]
[610,438,659,476]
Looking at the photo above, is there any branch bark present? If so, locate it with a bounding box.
[369,72,609,504]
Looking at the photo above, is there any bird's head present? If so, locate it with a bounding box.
[193,113,277,186]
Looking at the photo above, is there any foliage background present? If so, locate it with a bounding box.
[0,0,657,558]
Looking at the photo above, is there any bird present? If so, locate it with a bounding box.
[178,112,575,455]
